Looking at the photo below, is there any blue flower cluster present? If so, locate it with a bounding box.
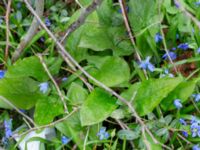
[97,127,109,140]
[2,119,13,145]
[193,144,200,150]
[190,116,200,138]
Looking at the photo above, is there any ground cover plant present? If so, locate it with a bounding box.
[1,0,200,149]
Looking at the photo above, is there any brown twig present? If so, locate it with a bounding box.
[118,0,148,79]
[4,0,12,63]
[158,0,178,74]
[11,0,44,62]
[37,54,68,113]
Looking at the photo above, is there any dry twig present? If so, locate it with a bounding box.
[37,54,68,113]
[4,0,12,63]
[12,0,44,62]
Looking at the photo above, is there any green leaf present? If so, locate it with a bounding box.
[45,57,63,75]
[89,56,130,87]
[56,111,91,150]
[128,0,157,32]
[79,25,133,56]
[80,88,117,126]
[97,0,114,25]
[0,77,41,109]
[67,82,88,105]
[79,25,113,51]
[6,56,48,81]
[117,129,139,140]
[161,80,196,110]
[34,96,64,125]
[121,77,183,116]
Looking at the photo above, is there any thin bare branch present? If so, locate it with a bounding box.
[0,96,36,126]
[12,107,79,138]
[4,0,11,62]
[118,0,148,79]
[37,54,68,113]
[12,0,44,62]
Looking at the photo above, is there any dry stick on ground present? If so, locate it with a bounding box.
[0,96,36,126]
[158,0,178,74]
[23,1,172,149]
[11,0,44,62]
[37,54,68,113]
[118,0,148,79]
[4,0,11,63]
[12,107,79,138]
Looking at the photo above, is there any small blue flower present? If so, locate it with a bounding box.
[39,82,49,93]
[61,136,71,145]
[192,94,200,102]
[17,2,22,9]
[162,51,177,60]
[154,33,163,43]
[181,131,188,137]
[45,18,51,27]
[174,0,180,8]
[177,43,189,50]
[195,1,200,6]
[20,109,26,113]
[62,77,68,82]
[192,28,195,34]
[173,99,182,109]
[0,18,3,25]
[171,47,176,51]
[118,6,129,13]
[0,70,5,79]
[97,127,109,140]
[4,119,12,138]
[139,56,155,72]
[197,48,200,54]
[179,118,187,126]
[39,37,45,43]
[176,34,179,39]
[191,122,200,137]
[193,145,200,150]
